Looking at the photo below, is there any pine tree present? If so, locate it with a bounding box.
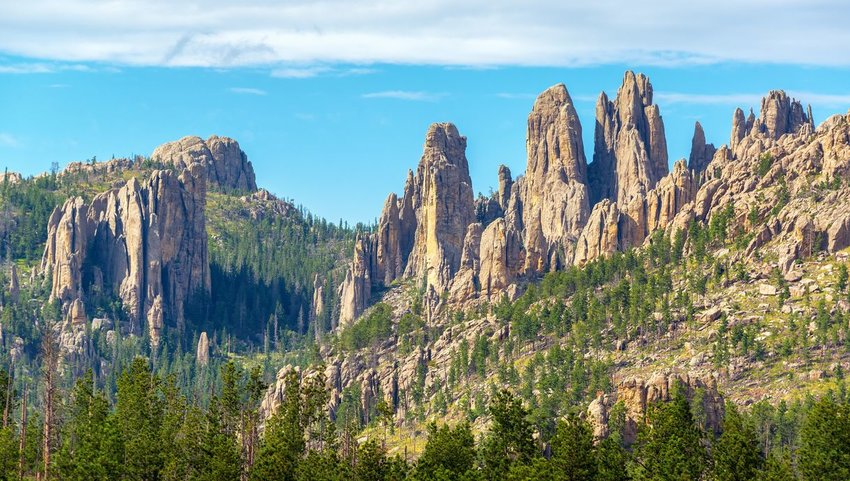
[798,396,850,481]
[712,403,764,481]
[251,370,306,481]
[116,357,164,480]
[413,422,476,481]
[549,414,598,481]
[630,389,706,481]
[55,370,121,481]
[478,390,538,478]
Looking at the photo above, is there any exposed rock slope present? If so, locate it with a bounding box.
[41,164,210,345]
[152,135,257,193]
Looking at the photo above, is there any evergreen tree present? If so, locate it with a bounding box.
[56,370,121,481]
[549,414,598,481]
[712,403,764,481]
[116,357,164,480]
[478,390,538,478]
[631,389,706,481]
[756,449,797,481]
[251,370,306,481]
[798,396,850,481]
[413,422,476,481]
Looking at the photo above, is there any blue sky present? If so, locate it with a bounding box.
[2,1,850,223]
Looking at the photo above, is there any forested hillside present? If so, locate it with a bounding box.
[3,73,850,480]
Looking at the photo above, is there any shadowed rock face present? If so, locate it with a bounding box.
[589,71,668,206]
[152,135,257,193]
[688,121,716,175]
[41,164,210,345]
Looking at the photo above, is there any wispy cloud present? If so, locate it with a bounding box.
[229,87,267,95]
[271,66,377,79]
[3,1,850,68]
[0,62,91,74]
[0,133,20,147]
[271,66,332,79]
[656,91,850,108]
[362,90,445,102]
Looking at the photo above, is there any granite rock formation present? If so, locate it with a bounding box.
[152,135,257,193]
[589,71,668,206]
[41,165,210,345]
[518,83,591,271]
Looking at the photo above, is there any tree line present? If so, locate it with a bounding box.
[1,357,849,480]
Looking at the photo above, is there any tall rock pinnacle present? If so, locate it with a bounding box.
[589,71,669,206]
[403,123,475,293]
[519,83,591,271]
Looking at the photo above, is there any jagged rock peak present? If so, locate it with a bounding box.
[151,135,257,193]
[589,70,669,206]
[403,122,475,294]
[527,83,588,184]
[497,165,513,209]
[759,90,814,140]
[520,82,591,271]
[338,234,373,326]
[689,121,716,174]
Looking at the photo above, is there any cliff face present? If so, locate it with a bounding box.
[336,70,850,329]
[589,71,669,206]
[152,135,257,193]
[518,83,591,271]
[403,123,476,293]
[41,164,210,345]
[338,123,475,325]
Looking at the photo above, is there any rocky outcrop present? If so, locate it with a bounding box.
[41,165,210,345]
[373,193,405,286]
[197,331,210,366]
[574,200,620,266]
[338,123,476,324]
[497,165,513,210]
[589,71,668,206]
[448,223,484,302]
[404,123,475,293]
[152,135,257,193]
[338,235,373,326]
[310,274,326,326]
[8,264,19,304]
[645,160,697,235]
[587,372,724,444]
[0,171,21,185]
[758,91,814,141]
[519,83,591,271]
[478,218,522,299]
[688,121,716,174]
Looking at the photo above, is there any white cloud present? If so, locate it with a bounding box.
[272,66,332,78]
[656,91,850,109]
[271,66,377,78]
[229,87,267,95]
[362,90,445,101]
[1,1,849,68]
[0,62,91,74]
[0,133,20,147]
